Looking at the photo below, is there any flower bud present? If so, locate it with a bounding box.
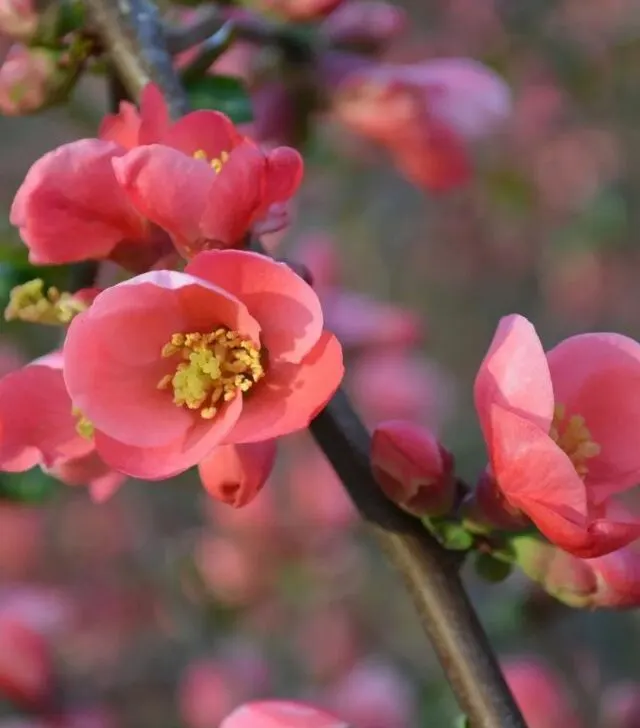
[198,441,276,508]
[371,420,455,517]
[0,0,37,41]
[0,45,59,116]
[513,534,640,608]
[322,1,407,51]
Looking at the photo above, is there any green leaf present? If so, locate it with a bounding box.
[425,518,474,552]
[455,716,470,728]
[185,75,253,124]
[0,470,60,504]
[474,552,513,583]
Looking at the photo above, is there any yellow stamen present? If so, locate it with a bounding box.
[72,407,94,439]
[192,148,230,174]
[158,328,264,419]
[5,279,88,325]
[549,403,601,479]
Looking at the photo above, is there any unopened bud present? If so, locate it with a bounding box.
[461,470,529,533]
[513,534,640,609]
[371,420,455,517]
[322,1,407,52]
[0,0,37,41]
[0,45,60,115]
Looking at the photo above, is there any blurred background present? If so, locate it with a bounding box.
[1,0,640,726]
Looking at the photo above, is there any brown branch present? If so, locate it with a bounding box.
[83,2,527,727]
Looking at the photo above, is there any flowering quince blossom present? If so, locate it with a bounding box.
[220,701,348,728]
[63,250,344,481]
[0,352,125,502]
[334,58,511,191]
[11,83,303,267]
[474,314,640,558]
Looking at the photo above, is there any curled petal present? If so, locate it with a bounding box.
[162,110,243,159]
[547,333,640,497]
[139,82,170,144]
[99,101,141,149]
[94,396,243,480]
[227,332,343,444]
[0,364,92,471]
[11,140,147,264]
[112,145,213,256]
[262,146,304,208]
[475,314,554,442]
[186,250,323,363]
[199,440,277,507]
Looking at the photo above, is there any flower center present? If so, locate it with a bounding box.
[193,148,229,174]
[5,279,88,325]
[549,404,600,479]
[72,407,94,439]
[157,329,264,419]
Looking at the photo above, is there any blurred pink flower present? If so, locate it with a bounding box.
[322,659,414,728]
[221,701,348,728]
[0,617,51,710]
[0,45,57,116]
[502,657,583,728]
[321,1,407,50]
[601,682,640,728]
[179,660,243,728]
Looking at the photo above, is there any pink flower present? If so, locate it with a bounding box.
[321,1,407,51]
[0,353,124,500]
[199,441,276,507]
[334,58,510,191]
[179,660,242,728]
[475,314,640,557]
[11,84,302,267]
[502,657,583,728]
[63,250,343,480]
[371,420,455,517]
[221,701,348,728]
[0,617,51,710]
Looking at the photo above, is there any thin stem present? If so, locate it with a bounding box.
[83,2,527,726]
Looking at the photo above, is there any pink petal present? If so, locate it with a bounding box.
[411,58,512,140]
[99,100,141,149]
[262,146,304,206]
[112,145,213,256]
[199,142,267,246]
[547,333,640,496]
[198,440,276,507]
[488,405,587,517]
[11,140,147,264]
[588,547,640,607]
[64,272,259,448]
[139,83,170,144]
[475,314,554,443]
[221,701,348,728]
[89,470,126,503]
[227,331,343,444]
[0,364,93,471]
[186,250,323,363]
[161,110,243,158]
[94,396,243,480]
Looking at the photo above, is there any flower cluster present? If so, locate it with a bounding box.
[0,85,343,504]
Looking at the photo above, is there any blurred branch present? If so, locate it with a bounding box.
[86,2,527,727]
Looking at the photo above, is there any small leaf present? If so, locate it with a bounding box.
[185,75,253,124]
[0,470,60,504]
[424,518,474,552]
[475,551,513,583]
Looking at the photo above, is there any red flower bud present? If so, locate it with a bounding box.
[371,420,455,517]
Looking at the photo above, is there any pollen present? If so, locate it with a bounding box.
[5,279,88,325]
[549,404,601,479]
[72,407,95,440]
[158,328,264,419]
[192,148,230,174]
